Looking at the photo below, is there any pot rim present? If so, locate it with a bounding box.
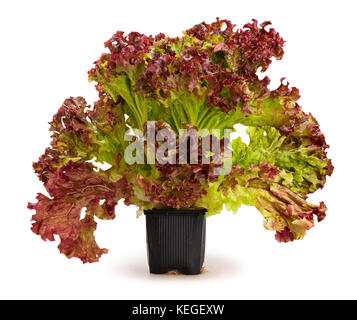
[144,208,207,215]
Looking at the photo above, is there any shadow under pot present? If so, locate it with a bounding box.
[144,208,206,275]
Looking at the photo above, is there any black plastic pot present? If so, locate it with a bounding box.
[144,208,206,275]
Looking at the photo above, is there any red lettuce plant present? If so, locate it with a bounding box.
[29,19,333,262]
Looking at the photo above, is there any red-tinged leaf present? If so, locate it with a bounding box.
[29,194,107,263]
[218,163,328,241]
[29,161,130,263]
[275,227,295,243]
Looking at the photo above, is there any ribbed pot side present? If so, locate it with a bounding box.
[144,209,206,275]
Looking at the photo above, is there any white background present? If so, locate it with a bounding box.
[1,0,356,300]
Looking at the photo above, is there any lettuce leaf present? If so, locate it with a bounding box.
[28,162,130,262]
[198,163,326,241]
